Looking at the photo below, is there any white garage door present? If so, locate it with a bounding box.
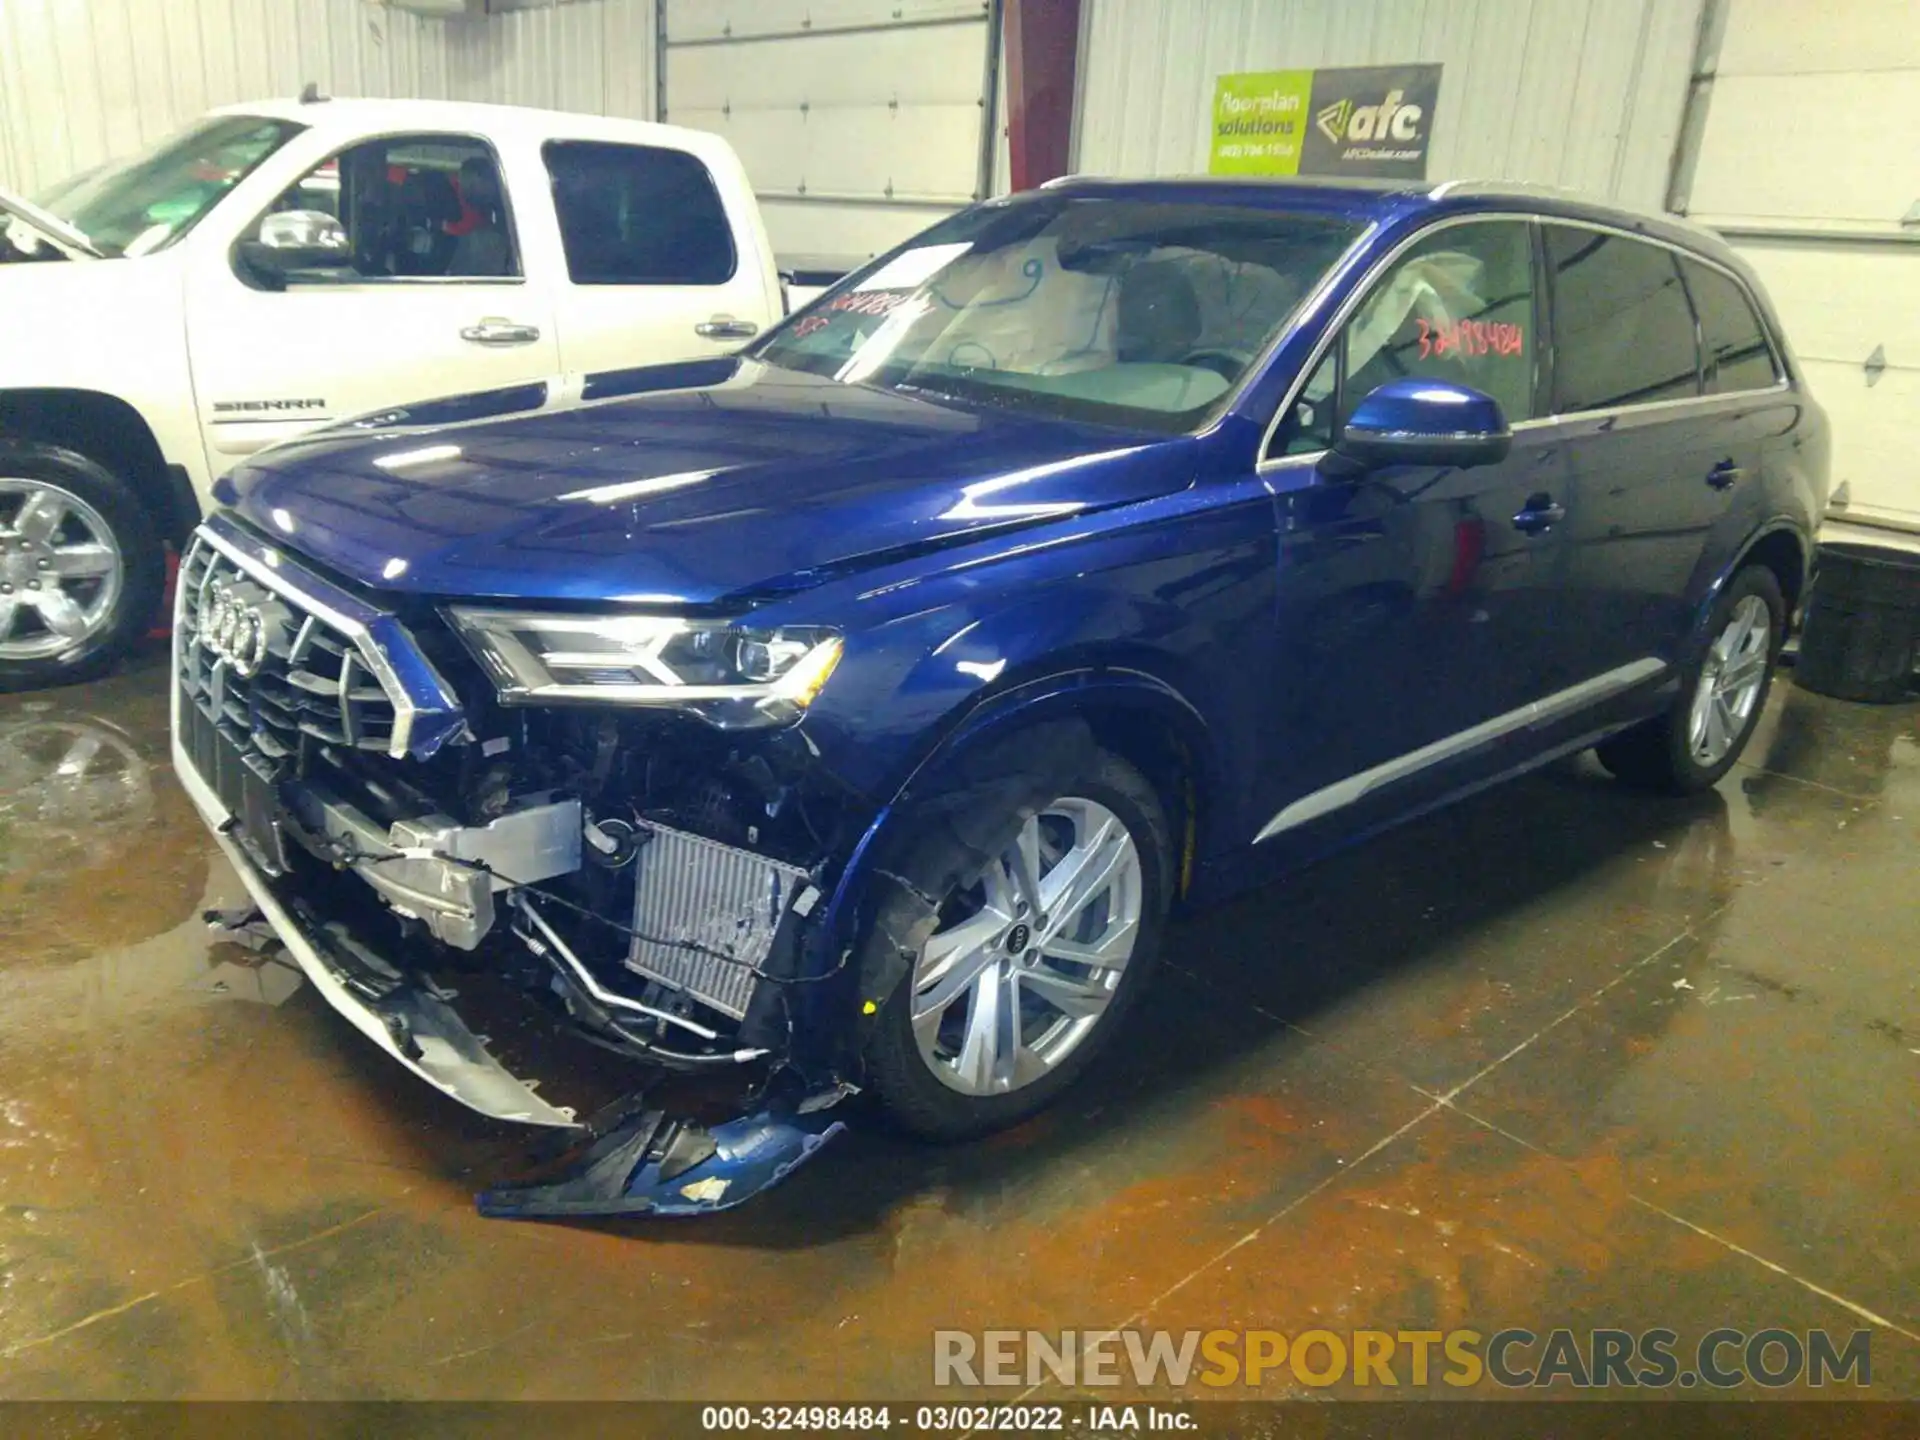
[1678,0,1920,535]
[662,0,996,271]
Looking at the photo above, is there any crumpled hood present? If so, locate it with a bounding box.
[223,359,1196,605]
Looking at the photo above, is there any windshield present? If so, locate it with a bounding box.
[755,196,1364,432]
[32,115,304,257]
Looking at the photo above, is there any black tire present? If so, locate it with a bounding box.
[0,441,164,694]
[1596,565,1786,794]
[860,725,1171,1142]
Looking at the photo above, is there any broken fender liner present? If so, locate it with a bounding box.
[476,1107,848,1219]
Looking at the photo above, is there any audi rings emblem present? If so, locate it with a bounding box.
[195,580,272,677]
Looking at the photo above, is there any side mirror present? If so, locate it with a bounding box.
[236,209,351,285]
[1328,379,1512,474]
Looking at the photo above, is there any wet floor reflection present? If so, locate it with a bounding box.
[0,660,1915,1400]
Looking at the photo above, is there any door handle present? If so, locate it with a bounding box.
[1707,460,1744,490]
[696,317,759,340]
[460,319,542,346]
[1512,495,1567,534]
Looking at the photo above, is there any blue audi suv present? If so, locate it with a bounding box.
[175,178,1828,1214]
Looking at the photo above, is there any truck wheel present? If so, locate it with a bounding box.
[1596,565,1785,794]
[861,728,1171,1141]
[0,442,164,693]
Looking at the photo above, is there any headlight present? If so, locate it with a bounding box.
[445,608,843,729]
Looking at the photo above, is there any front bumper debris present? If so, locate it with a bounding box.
[182,734,851,1216]
[181,740,582,1128]
[478,1107,848,1219]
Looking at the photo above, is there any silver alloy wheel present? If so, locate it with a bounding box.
[911,795,1144,1097]
[1688,593,1772,767]
[0,478,125,662]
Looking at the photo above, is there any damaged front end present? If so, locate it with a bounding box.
[174,516,868,1216]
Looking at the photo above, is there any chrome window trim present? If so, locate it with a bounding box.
[1255,657,1668,842]
[183,523,454,759]
[276,275,529,289]
[1345,426,1514,442]
[1255,209,1793,474]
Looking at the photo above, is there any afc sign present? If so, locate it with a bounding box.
[1212,64,1443,180]
[1314,88,1425,146]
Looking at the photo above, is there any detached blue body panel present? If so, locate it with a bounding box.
[477,1109,849,1219]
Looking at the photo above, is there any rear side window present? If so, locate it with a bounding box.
[543,140,736,286]
[1682,259,1780,393]
[1546,227,1698,412]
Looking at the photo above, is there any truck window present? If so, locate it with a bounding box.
[241,134,521,284]
[542,141,737,286]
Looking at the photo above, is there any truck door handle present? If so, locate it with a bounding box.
[696,317,759,340]
[1707,460,1744,490]
[1512,495,1567,534]
[460,319,542,346]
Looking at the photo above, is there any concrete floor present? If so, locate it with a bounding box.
[1,650,1916,1404]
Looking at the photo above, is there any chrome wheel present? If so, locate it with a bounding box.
[0,479,124,662]
[911,796,1143,1097]
[1688,593,1772,767]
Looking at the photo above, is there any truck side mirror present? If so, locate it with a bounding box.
[236,209,351,288]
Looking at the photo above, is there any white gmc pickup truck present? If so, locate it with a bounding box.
[0,95,806,691]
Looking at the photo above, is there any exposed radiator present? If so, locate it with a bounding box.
[625,823,811,1020]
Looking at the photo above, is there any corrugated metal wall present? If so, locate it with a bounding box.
[0,0,452,194]
[0,0,656,198]
[445,0,654,119]
[1075,0,1706,211]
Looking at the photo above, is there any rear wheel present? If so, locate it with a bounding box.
[1596,565,1784,793]
[0,443,162,693]
[861,735,1170,1141]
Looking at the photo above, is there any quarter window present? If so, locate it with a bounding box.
[543,141,737,286]
[1682,259,1780,394]
[1276,219,1537,456]
[1545,227,1698,412]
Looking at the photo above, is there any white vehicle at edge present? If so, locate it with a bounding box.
[0,95,799,691]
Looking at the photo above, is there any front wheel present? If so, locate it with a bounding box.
[861,734,1170,1142]
[0,443,163,693]
[1596,565,1785,793]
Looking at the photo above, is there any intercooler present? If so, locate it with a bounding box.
[625,824,812,1020]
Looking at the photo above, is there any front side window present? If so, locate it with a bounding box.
[240,134,521,285]
[1546,227,1698,412]
[756,197,1364,433]
[35,115,303,257]
[1682,259,1780,394]
[544,141,737,286]
[1277,219,1537,456]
